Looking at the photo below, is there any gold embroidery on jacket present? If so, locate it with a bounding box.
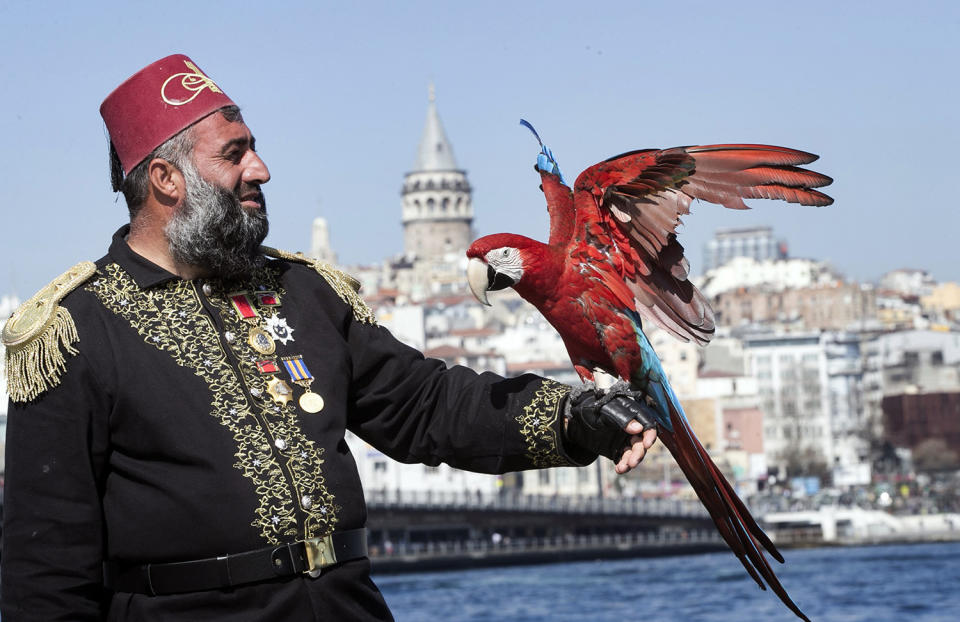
[205,269,339,539]
[516,379,571,468]
[87,263,338,543]
[261,247,376,325]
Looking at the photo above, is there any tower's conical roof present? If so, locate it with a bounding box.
[413,84,458,171]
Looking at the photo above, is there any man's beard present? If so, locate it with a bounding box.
[165,160,269,280]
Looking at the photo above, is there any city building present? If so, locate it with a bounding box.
[698,255,838,299]
[878,268,937,298]
[712,282,876,332]
[743,331,867,483]
[702,226,786,272]
[921,281,960,324]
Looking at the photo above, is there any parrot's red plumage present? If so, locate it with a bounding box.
[467,122,833,621]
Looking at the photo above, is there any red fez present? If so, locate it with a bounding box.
[100,54,236,174]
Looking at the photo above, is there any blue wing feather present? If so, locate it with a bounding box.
[519,119,568,186]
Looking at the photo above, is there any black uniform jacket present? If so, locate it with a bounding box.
[1,227,590,621]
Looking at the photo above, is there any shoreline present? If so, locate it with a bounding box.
[370,530,960,574]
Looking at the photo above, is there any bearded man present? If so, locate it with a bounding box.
[0,55,656,621]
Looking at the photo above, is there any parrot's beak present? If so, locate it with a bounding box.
[467,257,492,306]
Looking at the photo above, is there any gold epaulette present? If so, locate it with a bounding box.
[261,247,375,325]
[2,261,97,402]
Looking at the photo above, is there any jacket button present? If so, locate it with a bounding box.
[202,283,213,296]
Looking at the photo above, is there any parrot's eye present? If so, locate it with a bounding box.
[502,249,510,257]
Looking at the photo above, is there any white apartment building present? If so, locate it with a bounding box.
[743,331,866,483]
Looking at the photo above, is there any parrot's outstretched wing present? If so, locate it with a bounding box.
[571,145,833,345]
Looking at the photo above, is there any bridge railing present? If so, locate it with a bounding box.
[370,528,722,559]
[365,489,708,518]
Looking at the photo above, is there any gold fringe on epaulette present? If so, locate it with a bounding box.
[311,262,377,325]
[4,306,80,403]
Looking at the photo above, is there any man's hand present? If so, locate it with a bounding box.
[565,391,659,474]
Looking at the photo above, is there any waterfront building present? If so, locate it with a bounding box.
[881,392,960,469]
[864,329,960,397]
[702,226,786,273]
[743,331,867,483]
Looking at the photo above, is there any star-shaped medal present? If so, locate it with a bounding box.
[264,314,295,345]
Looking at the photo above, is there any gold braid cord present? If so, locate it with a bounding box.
[261,247,376,325]
[2,261,96,402]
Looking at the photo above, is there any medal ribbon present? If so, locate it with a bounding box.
[282,356,314,383]
[229,293,259,320]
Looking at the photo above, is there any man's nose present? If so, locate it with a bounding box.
[242,151,270,186]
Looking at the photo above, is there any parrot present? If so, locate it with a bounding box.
[466,120,833,621]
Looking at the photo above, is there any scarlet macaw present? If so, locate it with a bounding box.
[466,120,832,621]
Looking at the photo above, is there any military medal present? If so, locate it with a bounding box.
[265,313,295,345]
[266,376,294,406]
[255,360,280,374]
[229,292,275,355]
[256,290,281,307]
[282,355,324,413]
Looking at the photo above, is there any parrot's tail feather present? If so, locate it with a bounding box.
[658,395,810,622]
[519,119,545,148]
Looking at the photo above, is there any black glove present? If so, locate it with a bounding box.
[564,388,658,461]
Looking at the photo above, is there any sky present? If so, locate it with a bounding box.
[1,0,958,299]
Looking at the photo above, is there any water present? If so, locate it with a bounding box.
[375,541,960,621]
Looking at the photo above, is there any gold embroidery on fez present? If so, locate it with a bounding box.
[517,380,571,468]
[161,60,224,106]
[87,264,339,543]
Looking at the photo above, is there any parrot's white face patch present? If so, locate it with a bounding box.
[485,247,524,282]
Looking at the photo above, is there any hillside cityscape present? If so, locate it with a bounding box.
[2,92,959,533]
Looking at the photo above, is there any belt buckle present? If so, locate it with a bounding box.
[302,534,336,578]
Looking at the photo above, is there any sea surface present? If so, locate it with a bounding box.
[375,541,960,621]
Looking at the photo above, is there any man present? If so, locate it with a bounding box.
[1,55,656,621]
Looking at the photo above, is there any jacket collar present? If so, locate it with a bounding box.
[107,225,181,289]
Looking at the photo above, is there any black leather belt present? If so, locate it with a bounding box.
[104,528,368,596]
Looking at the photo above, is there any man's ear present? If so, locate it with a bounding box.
[147,158,184,205]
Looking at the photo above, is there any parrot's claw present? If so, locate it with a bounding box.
[591,381,657,433]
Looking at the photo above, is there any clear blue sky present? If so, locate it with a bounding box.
[2,0,957,298]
